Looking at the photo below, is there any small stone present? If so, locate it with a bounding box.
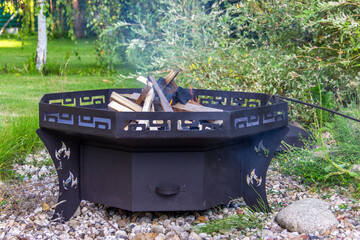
[81,207,89,214]
[165,233,180,240]
[151,224,164,234]
[159,215,168,221]
[73,206,81,218]
[275,198,338,234]
[176,217,185,226]
[67,220,79,228]
[55,224,65,231]
[183,223,191,231]
[262,229,274,238]
[118,219,127,228]
[154,234,166,240]
[188,232,201,240]
[330,229,339,236]
[140,216,152,223]
[115,230,127,238]
[204,209,212,216]
[185,215,196,223]
[132,233,146,240]
[179,232,189,239]
[198,233,207,238]
[163,219,171,227]
[145,232,159,240]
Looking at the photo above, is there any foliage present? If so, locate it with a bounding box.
[103,0,360,124]
[194,209,266,236]
[86,0,164,68]
[275,103,360,197]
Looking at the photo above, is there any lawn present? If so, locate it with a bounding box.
[1,36,101,73]
[0,36,140,178]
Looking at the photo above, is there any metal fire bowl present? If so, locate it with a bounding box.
[37,88,289,222]
[39,88,288,150]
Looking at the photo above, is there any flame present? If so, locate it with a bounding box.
[188,84,199,103]
[169,99,173,105]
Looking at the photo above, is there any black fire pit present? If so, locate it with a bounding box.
[36,88,289,222]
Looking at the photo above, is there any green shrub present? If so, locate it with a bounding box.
[104,0,359,123]
[275,103,360,197]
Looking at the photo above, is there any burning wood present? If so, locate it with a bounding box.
[108,70,223,118]
[110,92,142,112]
[148,75,174,112]
[108,101,133,112]
[172,102,223,112]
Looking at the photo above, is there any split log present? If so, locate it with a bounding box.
[108,101,134,112]
[172,102,223,112]
[135,83,152,105]
[137,76,152,86]
[121,93,140,101]
[110,92,142,112]
[148,75,174,112]
[160,69,181,90]
[142,88,155,112]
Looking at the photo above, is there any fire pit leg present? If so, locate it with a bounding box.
[242,127,288,212]
[36,129,80,222]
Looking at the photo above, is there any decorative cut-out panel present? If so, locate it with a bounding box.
[55,141,70,160]
[48,95,106,107]
[254,139,270,158]
[177,120,223,131]
[78,116,111,130]
[246,169,262,187]
[263,110,286,124]
[234,114,260,129]
[49,98,76,106]
[80,95,105,106]
[231,98,261,108]
[197,95,227,106]
[44,112,74,125]
[125,120,171,132]
[63,171,78,190]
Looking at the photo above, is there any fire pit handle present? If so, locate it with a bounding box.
[155,186,180,196]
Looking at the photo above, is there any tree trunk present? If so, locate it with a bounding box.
[73,0,85,38]
[36,0,47,71]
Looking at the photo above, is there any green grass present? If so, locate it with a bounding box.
[194,210,266,237]
[0,36,99,73]
[0,35,140,179]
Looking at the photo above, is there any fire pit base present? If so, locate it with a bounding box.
[37,126,288,222]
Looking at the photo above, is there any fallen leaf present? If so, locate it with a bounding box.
[41,202,50,211]
[196,216,207,223]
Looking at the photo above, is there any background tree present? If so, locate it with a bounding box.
[73,0,84,38]
[35,0,46,71]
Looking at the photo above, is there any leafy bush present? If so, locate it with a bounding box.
[275,104,360,197]
[86,0,164,68]
[104,0,359,123]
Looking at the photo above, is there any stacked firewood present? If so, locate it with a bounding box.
[108,70,223,114]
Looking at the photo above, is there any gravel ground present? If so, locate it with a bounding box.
[0,149,359,240]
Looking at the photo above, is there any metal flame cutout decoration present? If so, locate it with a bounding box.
[63,171,78,190]
[254,139,270,158]
[246,169,262,187]
[55,141,71,161]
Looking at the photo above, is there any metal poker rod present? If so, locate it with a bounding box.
[274,95,360,123]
